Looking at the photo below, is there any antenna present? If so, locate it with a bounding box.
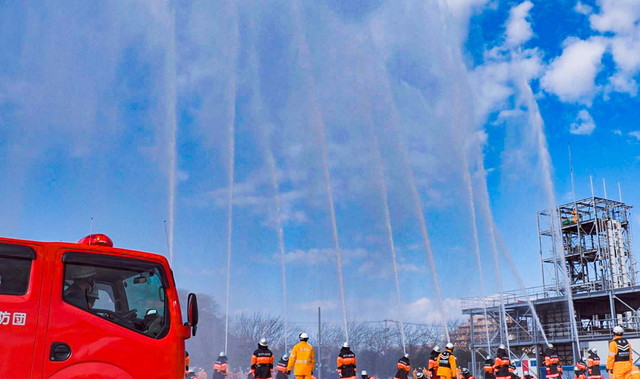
[590,175,595,197]
[89,217,94,245]
[618,182,623,202]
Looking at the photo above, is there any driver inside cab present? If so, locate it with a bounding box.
[64,265,97,310]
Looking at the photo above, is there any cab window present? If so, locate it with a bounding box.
[62,252,170,339]
[0,243,35,296]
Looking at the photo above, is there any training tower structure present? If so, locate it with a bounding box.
[540,197,635,294]
[462,196,639,376]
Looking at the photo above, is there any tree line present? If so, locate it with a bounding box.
[181,291,471,378]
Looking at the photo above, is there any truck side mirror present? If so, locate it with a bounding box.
[186,292,199,337]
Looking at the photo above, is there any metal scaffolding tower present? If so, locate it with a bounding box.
[463,196,639,376]
[538,196,635,294]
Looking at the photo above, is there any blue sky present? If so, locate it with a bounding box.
[1,0,639,325]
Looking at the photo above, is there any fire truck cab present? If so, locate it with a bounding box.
[0,234,198,379]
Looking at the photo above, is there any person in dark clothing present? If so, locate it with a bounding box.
[63,265,97,310]
[337,342,357,379]
[251,338,274,379]
[587,348,602,379]
[276,355,290,379]
[544,344,563,379]
[484,357,495,379]
[429,347,441,379]
[213,352,228,379]
[494,345,511,379]
[462,368,475,379]
[395,354,411,379]
[575,358,588,379]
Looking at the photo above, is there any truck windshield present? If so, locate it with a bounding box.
[63,253,170,339]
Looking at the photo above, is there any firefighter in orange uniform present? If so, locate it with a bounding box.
[252,338,274,379]
[494,345,511,379]
[429,347,441,379]
[395,354,411,379]
[213,352,229,379]
[587,348,602,379]
[462,368,475,379]
[287,333,316,379]
[484,356,495,379]
[437,343,458,379]
[631,366,640,379]
[607,326,633,379]
[544,344,562,379]
[276,355,290,379]
[575,358,588,379]
[337,342,357,379]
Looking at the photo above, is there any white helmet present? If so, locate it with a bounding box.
[446,343,454,350]
[417,372,424,378]
[68,265,96,279]
[547,344,554,349]
[433,345,440,352]
[299,332,309,340]
[361,371,368,376]
[283,354,289,360]
[498,344,506,350]
[404,353,409,358]
[219,351,226,357]
[343,342,350,348]
[259,338,268,346]
[589,348,598,354]
[614,326,624,335]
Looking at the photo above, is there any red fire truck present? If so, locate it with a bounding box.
[0,234,198,378]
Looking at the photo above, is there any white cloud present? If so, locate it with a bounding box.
[613,129,623,135]
[569,109,596,135]
[587,0,640,96]
[282,248,368,266]
[470,45,543,123]
[607,36,640,95]
[589,0,640,35]
[629,131,640,141]
[505,1,534,47]
[402,297,463,323]
[540,37,607,103]
[574,2,593,15]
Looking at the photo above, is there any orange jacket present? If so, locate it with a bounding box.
[287,341,315,376]
[436,351,457,376]
[607,336,633,370]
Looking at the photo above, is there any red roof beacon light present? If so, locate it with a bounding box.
[77,234,114,247]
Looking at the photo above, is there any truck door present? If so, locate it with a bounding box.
[0,242,44,378]
[42,250,182,379]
